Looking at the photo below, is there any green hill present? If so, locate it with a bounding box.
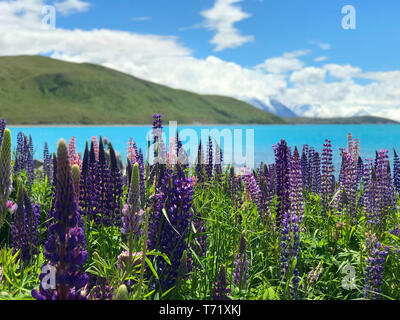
[0,55,284,125]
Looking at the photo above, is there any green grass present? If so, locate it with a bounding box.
[0,55,283,125]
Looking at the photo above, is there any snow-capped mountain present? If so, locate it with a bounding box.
[243,97,298,117]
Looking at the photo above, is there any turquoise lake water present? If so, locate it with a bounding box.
[8,124,400,170]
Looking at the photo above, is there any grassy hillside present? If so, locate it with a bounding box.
[0,55,284,125]
[283,116,399,124]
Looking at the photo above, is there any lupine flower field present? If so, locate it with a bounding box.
[1,114,400,300]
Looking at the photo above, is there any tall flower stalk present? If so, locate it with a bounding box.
[32,139,88,300]
[0,129,12,229]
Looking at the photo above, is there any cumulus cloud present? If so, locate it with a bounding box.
[255,50,309,74]
[200,0,254,51]
[54,0,90,15]
[323,64,362,79]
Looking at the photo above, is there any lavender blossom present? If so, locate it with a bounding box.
[242,169,263,219]
[321,139,334,213]
[311,151,321,195]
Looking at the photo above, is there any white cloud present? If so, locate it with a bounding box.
[132,16,151,22]
[323,64,362,79]
[318,42,331,50]
[255,50,309,74]
[54,0,90,15]
[256,56,303,74]
[290,67,327,85]
[200,0,254,51]
[314,56,327,62]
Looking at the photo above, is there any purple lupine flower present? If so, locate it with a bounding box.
[92,278,114,300]
[195,140,205,184]
[214,140,223,183]
[152,113,163,159]
[279,208,300,297]
[363,232,389,300]
[233,232,249,290]
[289,147,304,222]
[121,162,144,237]
[148,171,194,291]
[213,264,230,300]
[26,135,34,185]
[362,159,375,223]
[32,139,88,300]
[108,143,123,226]
[373,150,395,229]
[13,132,25,175]
[274,139,291,227]
[0,118,6,147]
[43,142,51,181]
[11,182,39,263]
[393,149,400,193]
[356,156,364,186]
[205,136,213,181]
[307,147,315,191]
[242,168,263,219]
[137,148,146,205]
[267,163,276,203]
[95,137,114,226]
[280,148,302,297]
[321,139,334,213]
[336,150,357,221]
[311,151,321,195]
[79,142,93,218]
[301,145,309,190]
[258,163,271,216]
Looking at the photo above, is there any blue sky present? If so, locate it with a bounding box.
[1,0,400,119]
[53,0,400,71]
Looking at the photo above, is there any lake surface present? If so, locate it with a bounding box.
[8,124,400,171]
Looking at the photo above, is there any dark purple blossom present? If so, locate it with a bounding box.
[32,139,88,300]
[274,139,291,227]
[148,170,194,291]
[233,232,249,290]
[213,264,230,300]
[393,149,400,193]
[11,182,39,263]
